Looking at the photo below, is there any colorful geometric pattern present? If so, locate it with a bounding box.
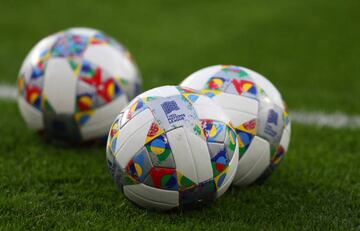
[210,149,229,189]
[125,148,153,183]
[76,59,123,107]
[270,145,285,169]
[221,65,249,78]
[226,126,237,153]
[236,119,256,155]
[145,122,165,144]
[146,167,178,190]
[106,87,240,209]
[51,33,88,57]
[207,77,227,90]
[201,120,226,143]
[122,98,146,126]
[200,66,261,101]
[145,134,174,167]
[176,171,196,191]
[18,29,129,129]
[283,102,290,127]
[107,115,122,155]
[25,85,42,109]
[230,79,258,97]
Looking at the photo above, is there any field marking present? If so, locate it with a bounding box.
[0,84,17,100]
[291,110,360,129]
[1,84,360,129]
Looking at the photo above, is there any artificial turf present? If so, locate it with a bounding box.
[0,0,360,230]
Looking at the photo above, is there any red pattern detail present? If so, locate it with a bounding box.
[200,119,213,140]
[215,163,225,172]
[231,79,254,95]
[110,128,117,137]
[80,68,116,103]
[26,86,41,102]
[243,119,256,130]
[208,79,221,89]
[77,100,90,111]
[149,167,176,189]
[147,123,159,137]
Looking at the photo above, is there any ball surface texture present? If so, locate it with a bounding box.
[106,86,239,210]
[17,27,141,142]
[180,65,291,186]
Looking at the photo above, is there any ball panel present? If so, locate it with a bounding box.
[114,109,154,168]
[280,123,291,152]
[123,183,179,210]
[139,85,181,98]
[200,120,227,143]
[240,66,283,109]
[233,136,270,186]
[84,45,136,81]
[213,93,259,126]
[167,127,198,184]
[144,95,199,132]
[144,167,178,190]
[145,133,176,168]
[18,97,43,130]
[191,96,230,123]
[180,65,221,90]
[43,59,77,114]
[125,147,153,183]
[185,131,213,183]
[257,102,285,145]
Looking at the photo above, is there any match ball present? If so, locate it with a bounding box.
[180,65,291,186]
[106,86,239,210]
[17,27,141,143]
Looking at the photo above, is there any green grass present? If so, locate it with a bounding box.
[0,101,359,230]
[1,0,360,230]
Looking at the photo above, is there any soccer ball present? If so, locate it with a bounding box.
[180,65,291,186]
[17,27,141,143]
[106,86,239,210]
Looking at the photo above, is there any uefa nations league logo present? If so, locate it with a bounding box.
[161,100,186,124]
[264,109,279,137]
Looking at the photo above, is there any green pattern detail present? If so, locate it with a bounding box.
[227,127,236,151]
[43,98,54,112]
[68,60,78,71]
[120,78,128,86]
[211,162,221,177]
[157,149,171,161]
[161,174,172,186]
[179,174,195,189]
[145,145,171,162]
[193,124,201,136]
[238,70,248,77]
[239,146,247,155]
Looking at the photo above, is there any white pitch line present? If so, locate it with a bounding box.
[0,84,359,129]
[0,84,17,100]
[290,110,360,129]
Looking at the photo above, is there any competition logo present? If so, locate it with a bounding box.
[265,109,279,137]
[161,101,185,124]
[267,109,278,125]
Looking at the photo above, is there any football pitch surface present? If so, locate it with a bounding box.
[0,0,360,230]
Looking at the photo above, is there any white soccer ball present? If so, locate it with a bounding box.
[106,86,239,210]
[180,65,291,186]
[17,27,141,143]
